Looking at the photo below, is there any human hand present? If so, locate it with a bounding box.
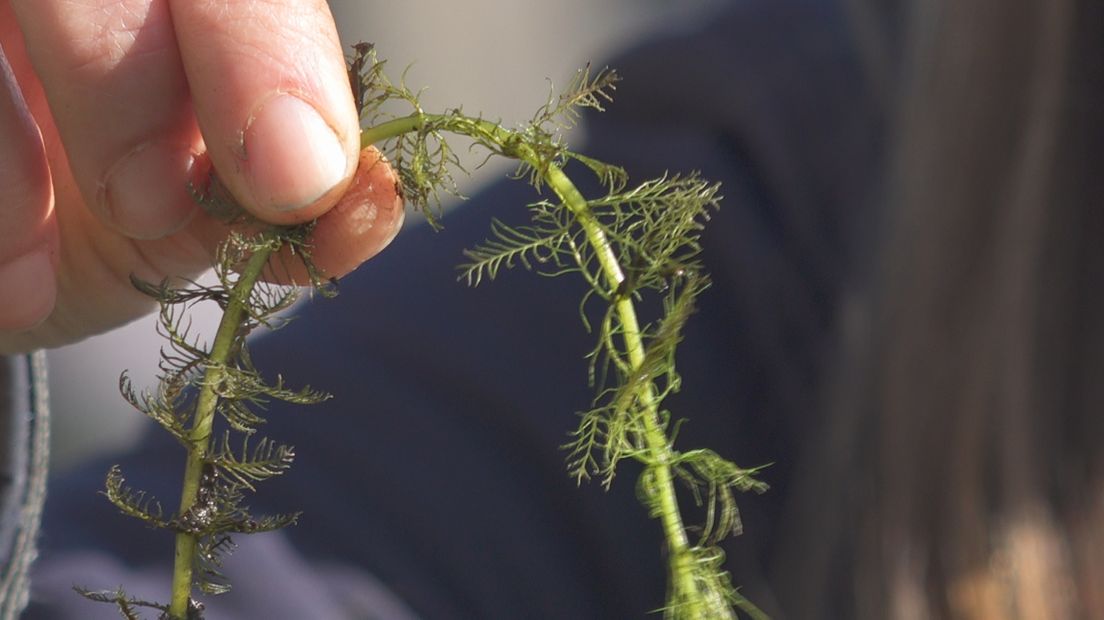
[0,0,403,354]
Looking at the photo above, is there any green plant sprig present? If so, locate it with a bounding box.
[80,221,333,619]
[353,44,769,619]
[166,238,274,617]
[81,43,767,619]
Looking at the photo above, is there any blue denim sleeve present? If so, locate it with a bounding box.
[0,352,49,619]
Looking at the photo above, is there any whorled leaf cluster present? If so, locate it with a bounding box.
[79,221,334,618]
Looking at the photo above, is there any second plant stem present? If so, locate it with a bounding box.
[545,164,708,618]
[362,115,708,617]
[168,246,274,619]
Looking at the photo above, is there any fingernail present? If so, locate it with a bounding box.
[243,94,348,213]
[99,142,200,240]
[0,249,56,331]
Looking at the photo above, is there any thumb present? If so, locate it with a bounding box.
[169,0,359,225]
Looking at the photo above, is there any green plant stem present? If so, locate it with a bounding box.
[543,164,709,619]
[363,114,708,617]
[168,246,274,619]
[360,115,427,146]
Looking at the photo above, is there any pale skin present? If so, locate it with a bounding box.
[0,0,404,355]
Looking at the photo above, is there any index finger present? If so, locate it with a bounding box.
[169,0,359,224]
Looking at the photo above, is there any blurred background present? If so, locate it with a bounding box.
[46,0,725,471]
